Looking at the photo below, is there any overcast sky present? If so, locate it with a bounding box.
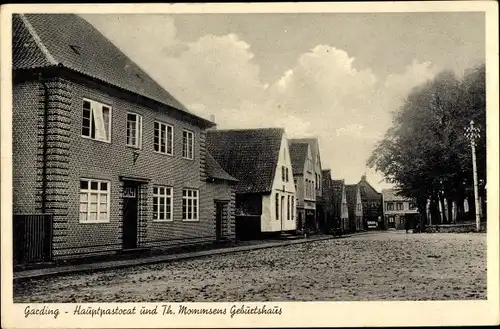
[81,12,485,191]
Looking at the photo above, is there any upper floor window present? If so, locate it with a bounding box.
[182,130,195,160]
[409,202,417,210]
[126,112,142,149]
[81,99,111,142]
[79,178,110,223]
[182,189,199,221]
[387,202,394,211]
[154,121,173,155]
[396,202,404,211]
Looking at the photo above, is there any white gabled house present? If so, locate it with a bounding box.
[206,128,296,239]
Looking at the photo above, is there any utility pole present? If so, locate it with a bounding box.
[465,120,481,232]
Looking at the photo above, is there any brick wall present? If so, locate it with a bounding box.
[13,74,235,260]
[13,81,39,214]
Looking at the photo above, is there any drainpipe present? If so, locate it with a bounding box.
[39,72,49,214]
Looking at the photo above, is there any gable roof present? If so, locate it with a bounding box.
[206,128,284,194]
[12,13,214,128]
[382,188,413,202]
[289,138,321,161]
[288,142,309,175]
[358,175,382,200]
[205,152,238,183]
[345,184,360,212]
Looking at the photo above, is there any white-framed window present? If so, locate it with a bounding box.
[182,130,195,160]
[81,99,112,142]
[79,178,110,223]
[154,121,173,155]
[396,202,404,211]
[291,197,294,221]
[287,195,290,220]
[153,186,173,221]
[285,167,289,182]
[275,193,280,221]
[387,202,394,211]
[126,112,142,149]
[182,189,199,221]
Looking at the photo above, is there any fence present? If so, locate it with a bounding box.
[13,214,53,264]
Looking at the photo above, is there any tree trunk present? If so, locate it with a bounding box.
[430,196,441,225]
[446,197,453,224]
[439,192,447,224]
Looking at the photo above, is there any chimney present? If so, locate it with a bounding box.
[207,114,217,131]
[361,173,367,181]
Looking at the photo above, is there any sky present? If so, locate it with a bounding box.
[81,12,485,191]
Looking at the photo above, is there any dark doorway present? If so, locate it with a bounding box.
[215,202,226,241]
[388,216,396,229]
[122,182,139,249]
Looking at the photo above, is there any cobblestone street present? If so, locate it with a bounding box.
[14,232,486,302]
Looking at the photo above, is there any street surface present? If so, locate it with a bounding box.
[14,232,486,302]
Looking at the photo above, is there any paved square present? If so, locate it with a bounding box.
[14,232,486,302]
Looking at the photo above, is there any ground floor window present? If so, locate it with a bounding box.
[79,178,110,223]
[182,189,199,221]
[153,186,173,221]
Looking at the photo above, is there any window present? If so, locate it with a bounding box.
[285,167,289,182]
[387,202,394,211]
[182,130,195,160]
[182,189,199,221]
[287,196,290,220]
[79,179,110,223]
[281,166,286,182]
[409,202,417,210]
[126,112,142,148]
[153,186,173,221]
[154,121,173,155]
[396,202,404,211]
[291,197,294,221]
[81,99,111,142]
[275,193,279,220]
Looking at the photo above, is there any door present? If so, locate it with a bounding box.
[122,182,138,249]
[388,216,396,229]
[215,202,226,241]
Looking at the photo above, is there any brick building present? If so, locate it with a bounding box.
[12,14,237,261]
[207,128,296,240]
[357,174,384,230]
[345,184,363,232]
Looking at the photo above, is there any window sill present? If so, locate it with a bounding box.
[152,219,173,223]
[182,157,194,161]
[182,219,199,222]
[79,220,110,224]
[81,135,111,144]
[127,145,142,151]
[154,151,174,157]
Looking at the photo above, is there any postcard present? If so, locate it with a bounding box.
[1,1,499,328]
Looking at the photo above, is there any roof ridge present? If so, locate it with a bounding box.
[19,14,57,65]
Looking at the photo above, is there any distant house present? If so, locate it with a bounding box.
[206,128,296,239]
[382,189,419,230]
[321,169,349,233]
[357,174,383,230]
[289,141,316,232]
[288,138,324,231]
[12,14,237,263]
[345,184,363,232]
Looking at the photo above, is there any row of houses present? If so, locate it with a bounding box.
[11,14,417,265]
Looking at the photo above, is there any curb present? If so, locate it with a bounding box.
[13,234,339,282]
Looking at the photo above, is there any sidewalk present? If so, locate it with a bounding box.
[13,231,373,282]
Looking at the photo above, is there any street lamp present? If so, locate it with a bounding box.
[464,120,481,232]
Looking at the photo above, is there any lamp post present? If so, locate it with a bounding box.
[464,120,481,232]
